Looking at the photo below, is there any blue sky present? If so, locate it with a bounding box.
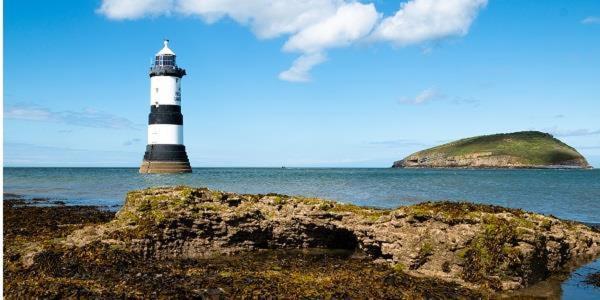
[4,0,600,167]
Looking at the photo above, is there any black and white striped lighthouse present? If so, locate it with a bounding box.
[139,40,192,173]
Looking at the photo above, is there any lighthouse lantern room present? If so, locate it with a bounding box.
[139,40,192,173]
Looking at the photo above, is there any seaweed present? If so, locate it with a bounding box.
[3,198,483,299]
[584,272,600,288]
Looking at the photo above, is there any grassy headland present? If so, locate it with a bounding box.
[393,131,590,168]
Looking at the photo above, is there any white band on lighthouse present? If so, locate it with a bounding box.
[150,76,181,106]
[148,124,183,145]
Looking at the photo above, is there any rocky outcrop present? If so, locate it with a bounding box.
[61,186,600,293]
[393,152,590,169]
[4,196,481,299]
[392,131,591,169]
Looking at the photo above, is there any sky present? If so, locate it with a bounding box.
[4,0,600,167]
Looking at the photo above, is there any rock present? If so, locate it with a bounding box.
[4,200,481,298]
[57,186,600,293]
[392,131,590,169]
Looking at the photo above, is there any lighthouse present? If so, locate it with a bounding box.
[139,40,192,173]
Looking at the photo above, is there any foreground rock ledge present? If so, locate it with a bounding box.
[65,186,600,292]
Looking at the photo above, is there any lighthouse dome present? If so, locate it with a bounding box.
[156,40,175,56]
[154,40,178,68]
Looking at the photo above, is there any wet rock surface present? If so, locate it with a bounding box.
[4,195,479,299]
[69,187,600,291]
[393,153,590,169]
[5,187,600,298]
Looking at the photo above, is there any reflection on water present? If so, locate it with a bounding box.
[500,257,600,299]
[561,258,600,299]
[503,259,600,300]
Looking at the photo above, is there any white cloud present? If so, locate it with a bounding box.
[4,104,53,121]
[5,103,141,130]
[399,87,441,104]
[372,0,487,45]
[399,88,480,106]
[278,52,327,82]
[123,138,142,146]
[283,3,379,53]
[547,128,600,137]
[582,16,600,25]
[176,0,340,39]
[98,0,487,82]
[97,0,175,20]
[279,2,377,80]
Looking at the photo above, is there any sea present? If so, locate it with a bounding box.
[3,167,600,298]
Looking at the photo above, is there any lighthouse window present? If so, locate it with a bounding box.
[155,55,176,67]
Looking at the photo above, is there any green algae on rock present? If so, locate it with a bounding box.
[393,131,591,168]
[3,196,481,299]
[57,186,600,294]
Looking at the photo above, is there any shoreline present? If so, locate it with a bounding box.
[392,165,594,170]
[4,166,597,169]
[4,189,600,298]
[6,191,600,229]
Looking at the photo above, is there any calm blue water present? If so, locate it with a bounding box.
[4,167,600,223]
[3,167,600,298]
[561,258,600,300]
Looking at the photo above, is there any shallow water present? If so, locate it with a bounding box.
[561,259,600,299]
[507,257,600,299]
[4,167,600,298]
[3,167,600,223]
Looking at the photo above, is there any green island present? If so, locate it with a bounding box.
[4,186,600,298]
[393,131,590,169]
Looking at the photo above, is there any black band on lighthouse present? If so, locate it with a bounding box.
[151,105,181,113]
[148,105,183,125]
[143,144,190,161]
[148,114,182,125]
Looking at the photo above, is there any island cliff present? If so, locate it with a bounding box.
[8,186,599,298]
[393,131,590,169]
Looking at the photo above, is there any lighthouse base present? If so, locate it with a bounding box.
[139,160,192,173]
[139,144,192,174]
